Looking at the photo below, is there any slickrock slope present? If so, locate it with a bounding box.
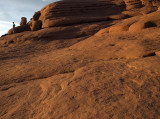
[0,0,160,119]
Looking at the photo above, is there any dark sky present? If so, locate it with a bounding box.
[0,0,59,35]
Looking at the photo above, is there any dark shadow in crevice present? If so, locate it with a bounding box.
[144,21,157,28]
[143,52,156,57]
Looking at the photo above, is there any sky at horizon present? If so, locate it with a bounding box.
[0,0,59,36]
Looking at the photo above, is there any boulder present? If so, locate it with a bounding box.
[8,25,31,35]
[139,0,157,14]
[30,20,42,31]
[20,17,27,26]
[39,1,125,28]
[33,11,41,21]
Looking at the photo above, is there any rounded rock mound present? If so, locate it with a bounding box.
[39,1,125,28]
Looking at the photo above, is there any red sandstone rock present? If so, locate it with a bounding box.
[33,11,41,21]
[129,11,160,32]
[30,20,42,31]
[39,1,125,28]
[20,17,27,26]
[1,1,160,119]
[155,51,160,56]
[124,0,143,10]
[8,25,31,35]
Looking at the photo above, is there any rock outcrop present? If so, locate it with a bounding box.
[8,17,30,35]
[39,1,125,28]
[30,20,42,31]
[129,11,160,32]
[124,0,143,9]
[152,0,160,7]
[33,11,41,21]
[123,0,159,15]
[29,11,42,31]
[7,0,160,34]
[1,0,160,119]
[8,25,31,35]
[20,17,27,26]
[104,10,160,33]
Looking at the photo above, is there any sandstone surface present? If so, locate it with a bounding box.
[30,20,42,31]
[124,0,143,10]
[33,11,41,21]
[0,0,160,119]
[39,1,125,28]
[20,17,27,26]
[8,25,31,35]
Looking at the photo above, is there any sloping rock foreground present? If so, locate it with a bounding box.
[0,0,160,119]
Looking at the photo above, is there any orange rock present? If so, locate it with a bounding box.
[129,11,160,32]
[155,51,160,56]
[1,1,160,119]
[30,20,42,31]
[33,11,41,21]
[8,25,31,35]
[39,1,125,28]
[20,17,27,26]
[124,0,143,10]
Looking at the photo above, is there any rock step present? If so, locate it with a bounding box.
[124,0,143,9]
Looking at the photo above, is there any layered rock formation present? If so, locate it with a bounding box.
[124,0,143,9]
[39,1,125,28]
[124,0,160,9]
[1,1,160,119]
[6,0,160,35]
[104,10,160,33]
[30,20,42,31]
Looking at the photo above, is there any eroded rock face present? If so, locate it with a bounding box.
[8,25,31,35]
[33,11,41,21]
[1,17,160,118]
[124,0,160,9]
[20,17,27,26]
[124,0,143,9]
[152,0,160,7]
[1,0,160,119]
[30,20,42,31]
[29,11,42,31]
[106,11,160,33]
[7,0,160,34]
[39,1,125,28]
